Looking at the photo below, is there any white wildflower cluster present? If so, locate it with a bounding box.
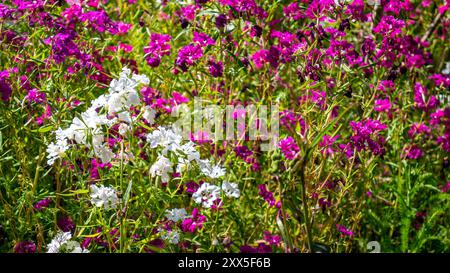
[165,208,188,222]
[90,184,119,210]
[221,181,240,198]
[159,228,180,244]
[146,126,226,183]
[46,67,153,166]
[192,181,240,208]
[47,231,89,253]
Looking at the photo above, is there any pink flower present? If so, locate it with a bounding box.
[374,98,391,113]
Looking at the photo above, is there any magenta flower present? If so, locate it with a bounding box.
[193,32,215,47]
[181,208,206,233]
[258,184,280,208]
[175,44,203,72]
[263,231,281,246]
[319,135,339,156]
[25,89,46,104]
[215,14,227,28]
[278,136,299,160]
[336,224,353,237]
[408,123,430,138]
[405,145,424,159]
[345,119,388,156]
[414,83,438,111]
[374,98,391,113]
[144,33,171,68]
[0,76,12,102]
[373,16,405,38]
[34,198,52,210]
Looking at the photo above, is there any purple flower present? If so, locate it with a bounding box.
[258,184,280,208]
[0,77,12,102]
[278,136,299,160]
[263,231,281,246]
[79,10,113,33]
[373,16,405,38]
[240,243,272,253]
[414,83,438,111]
[319,135,339,156]
[176,4,197,23]
[408,123,430,138]
[250,49,268,69]
[145,239,165,253]
[193,32,215,47]
[215,14,227,29]
[374,98,391,113]
[208,59,223,77]
[57,216,76,233]
[345,119,388,156]
[336,224,353,237]
[34,198,51,210]
[14,241,36,253]
[144,33,171,68]
[185,181,200,194]
[175,44,203,72]
[440,182,450,193]
[405,145,423,159]
[25,89,46,104]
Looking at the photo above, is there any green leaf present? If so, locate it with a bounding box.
[31,125,54,133]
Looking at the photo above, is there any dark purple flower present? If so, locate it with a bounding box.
[215,14,227,29]
[208,59,223,77]
[14,241,36,253]
[57,216,76,233]
[0,78,12,102]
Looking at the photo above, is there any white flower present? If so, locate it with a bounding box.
[46,129,70,165]
[47,231,89,253]
[192,182,221,208]
[179,141,200,162]
[160,229,180,244]
[200,162,226,179]
[118,123,130,135]
[150,155,173,182]
[443,62,450,75]
[46,67,149,165]
[90,184,119,210]
[47,231,72,253]
[94,144,114,164]
[146,126,182,151]
[142,106,156,125]
[222,181,240,198]
[165,208,188,222]
[176,157,190,174]
[132,73,150,85]
[64,241,90,253]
